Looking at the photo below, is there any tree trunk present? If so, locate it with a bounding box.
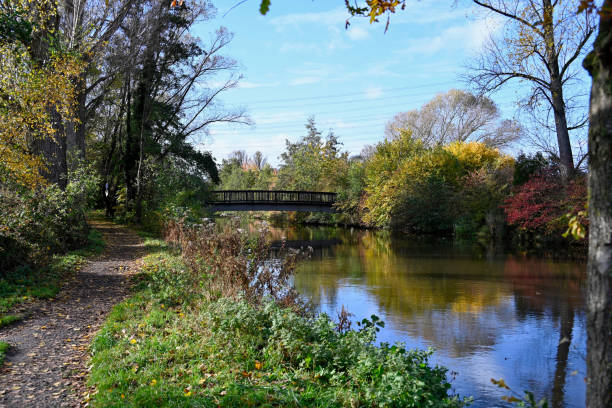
[29,111,68,189]
[124,72,137,206]
[542,0,574,182]
[549,77,574,181]
[583,2,612,406]
[65,73,87,161]
[28,5,69,188]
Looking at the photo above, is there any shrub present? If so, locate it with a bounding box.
[390,173,456,233]
[0,185,89,274]
[363,138,514,232]
[455,162,514,238]
[204,298,467,407]
[0,161,98,274]
[164,218,309,313]
[502,173,587,239]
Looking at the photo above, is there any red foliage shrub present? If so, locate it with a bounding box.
[502,174,587,236]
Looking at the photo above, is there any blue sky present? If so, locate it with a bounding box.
[191,0,586,166]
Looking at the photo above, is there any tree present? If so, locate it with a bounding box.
[94,0,246,218]
[252,150,266,170]
[582,2,612,406]
[58,0,138,160]
[0,2,83,188]
[466,0,596,182]
[229,150,250,168]
[218,151,275,190]
[385,89,522,148]
[278,117,348,191]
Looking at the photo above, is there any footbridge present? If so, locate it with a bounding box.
[207,190,337,213]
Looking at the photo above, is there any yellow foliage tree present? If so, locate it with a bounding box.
[0,4,83,189]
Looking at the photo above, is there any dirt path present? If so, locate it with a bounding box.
[0,220,146,407]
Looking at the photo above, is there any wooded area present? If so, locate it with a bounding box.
[0,0,610,406]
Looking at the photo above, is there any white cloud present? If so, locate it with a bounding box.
[347,26,370,41]
[286,62,337,86]
[269,7,372,54]
[400,16,502,57]
[289,77,321,86]
[270,8,348,30]
[364,86,384,99]
[252,111,306,126]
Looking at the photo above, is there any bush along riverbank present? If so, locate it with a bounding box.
[88,219,468,407]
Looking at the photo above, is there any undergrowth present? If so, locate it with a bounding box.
[89,220,467,407]
[0,341,8,365]
[0,228,104,324]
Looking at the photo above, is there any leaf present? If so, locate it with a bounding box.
[502,396,522,403]
[491,378,510,390]
[259,0,271,15]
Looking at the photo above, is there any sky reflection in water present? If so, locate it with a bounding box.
[269,224,586,408]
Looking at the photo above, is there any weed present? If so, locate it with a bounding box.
[0,341,8,365]
[165,218,309,313]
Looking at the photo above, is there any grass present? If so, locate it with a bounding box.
[0,227,105,323]
[88,230,467,408]
[0,314,21,328]
[0,341,9,365]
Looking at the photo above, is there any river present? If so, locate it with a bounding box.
[263,222,586,407]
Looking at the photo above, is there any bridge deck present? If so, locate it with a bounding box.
[208,190,337,212]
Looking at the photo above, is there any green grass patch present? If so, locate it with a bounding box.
[0,341,9,365]
[0,226,105,317]
[89,243,467,407]
[0,314,21,328]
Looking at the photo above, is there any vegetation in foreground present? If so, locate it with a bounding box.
[89,222,467,407]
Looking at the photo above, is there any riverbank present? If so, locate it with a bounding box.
[216,211,587,262]
[87,223,468,407]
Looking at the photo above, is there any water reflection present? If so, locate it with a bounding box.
[275,225,586,408]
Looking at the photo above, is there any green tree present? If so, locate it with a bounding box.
[277,117,348,192]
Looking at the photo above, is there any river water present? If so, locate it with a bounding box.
[265,223,586,407]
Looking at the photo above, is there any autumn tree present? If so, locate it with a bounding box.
[229,150,250,168]
[385,89,522,148]
[0,1,83,188]
[466,0,596,182]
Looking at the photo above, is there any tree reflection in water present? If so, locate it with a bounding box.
[284,225,585,408]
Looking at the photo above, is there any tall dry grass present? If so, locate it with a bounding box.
[164,218,310,313]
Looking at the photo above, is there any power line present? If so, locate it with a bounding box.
[238,80,459,105]
[210,99,521,133]
[244,94,521,116]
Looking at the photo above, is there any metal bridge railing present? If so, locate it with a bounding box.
[210,190,336,205]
